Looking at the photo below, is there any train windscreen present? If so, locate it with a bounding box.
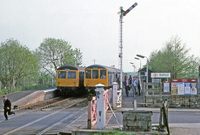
[68,71,76,79]
[58,71,66,78]
[100,70,106,79]
[86,70,91,79]
[93,70,98,79]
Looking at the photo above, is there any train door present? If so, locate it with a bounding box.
[79,71,84,87]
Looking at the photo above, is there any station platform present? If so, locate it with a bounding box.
[0,88,57,111]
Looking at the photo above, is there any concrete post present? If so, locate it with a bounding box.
[0,81,1,92]
[113,82,118,109]
[133,99,137,110]
[95,84,105,130]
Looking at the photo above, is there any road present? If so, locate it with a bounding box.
[0,107,87,135]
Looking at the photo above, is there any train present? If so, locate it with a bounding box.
[56,65,85,95]
[84,64,120,92]
[56,64,120,95]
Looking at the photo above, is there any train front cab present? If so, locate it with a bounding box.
[84,66,108,92]
[56,66,79,95]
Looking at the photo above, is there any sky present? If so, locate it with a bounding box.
[0,0,200,72]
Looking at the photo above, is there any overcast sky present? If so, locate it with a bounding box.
[0,0,200,72]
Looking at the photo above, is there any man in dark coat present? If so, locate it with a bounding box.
[3,95,15,120]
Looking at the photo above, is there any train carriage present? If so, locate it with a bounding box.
[56,65,85,95]
[84,64,120,92]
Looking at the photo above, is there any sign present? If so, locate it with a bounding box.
[171,79,197,95]
[191,83,197,95]
[163,81,170,93]
[184,83,191,95]
[171,82,184,95]
[171,83,178,95]
[177,82,185,95]
[151,73,171,78]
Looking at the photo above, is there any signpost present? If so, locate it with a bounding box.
[163,81,170,93]
[119,3,138,89]
[151,73,171,79]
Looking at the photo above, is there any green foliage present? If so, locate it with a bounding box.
[148,36,200,79]
[94,131,133,135]
[35,38,83,76]
[0,39,40,90]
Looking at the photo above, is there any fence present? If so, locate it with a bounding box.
[143,82,162,95]
[87,96,97,129]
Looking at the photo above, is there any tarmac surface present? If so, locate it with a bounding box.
[119,88,200,135]
[0,87,200,134]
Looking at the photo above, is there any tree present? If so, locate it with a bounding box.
[0,39,40,89]
[148,36,199,79]
[36,38,82,76]
[73,48,83,66]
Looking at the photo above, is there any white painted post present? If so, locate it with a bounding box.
[113,82,118,109]
[95,84,105,130]
[133,99,137,110]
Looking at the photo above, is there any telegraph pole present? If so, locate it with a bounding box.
[119,2,138,89]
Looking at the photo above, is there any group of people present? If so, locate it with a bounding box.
[124,75,141,97]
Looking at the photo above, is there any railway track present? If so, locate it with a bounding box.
[18,97,87,110]
[2,98,88,135]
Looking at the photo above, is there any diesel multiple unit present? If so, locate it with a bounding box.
[56,64,120,95]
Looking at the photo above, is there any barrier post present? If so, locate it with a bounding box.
[95,84,105,130]
[87,95,93,129]
[113,82,118,109]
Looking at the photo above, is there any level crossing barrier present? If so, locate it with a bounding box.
[87,84,110,129]
[112,82,122,109]
[87,96,97,129]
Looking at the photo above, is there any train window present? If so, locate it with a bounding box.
[86,70,91,79]
[68,71,76,79]
[100,70,106,79]
[93,70,98,79]
[58,71,66,78]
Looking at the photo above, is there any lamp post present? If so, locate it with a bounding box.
[135,57,141,69]
[118,3,138,89]
[130,62,136,73]
[136,54,148,89]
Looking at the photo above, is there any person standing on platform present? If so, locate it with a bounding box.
[124,76,129,97]
[133,77,137,96]
[128,75,132,90]
[137,76,141,96]
[3,95,15,120]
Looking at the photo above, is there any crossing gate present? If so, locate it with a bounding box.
[87,96,97,129]
[113,82,122,109]
[87,89,110,129]
[116,89,122,108]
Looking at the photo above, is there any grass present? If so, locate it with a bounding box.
[94,131,133,135]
